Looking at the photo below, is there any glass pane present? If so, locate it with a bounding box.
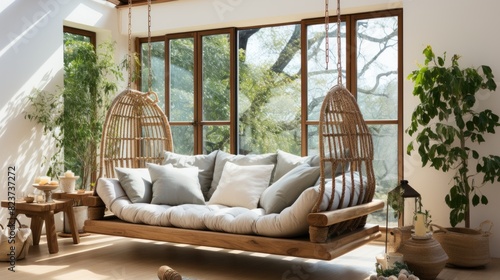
[202,34,230,121]
[171,125,194,155]
[307,21,346,121]
[356,16,399,120]
[169,38,194,122]
[237,25,302,154]
[307,125,319,156]
[64,32,90,43]
[203,125,230,154]
[366,124,399,227]
[141,41,165,110]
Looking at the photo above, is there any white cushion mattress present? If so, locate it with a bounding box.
[96,173,366,238]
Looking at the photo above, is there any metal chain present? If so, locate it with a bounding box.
[324,0,329,70]
[336,0,343,86]
[127,0,132,89]
[147,0,153,92]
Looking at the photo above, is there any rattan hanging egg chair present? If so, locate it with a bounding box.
[307,84,377,243]
[99,89,173,179]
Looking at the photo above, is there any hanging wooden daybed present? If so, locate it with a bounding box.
[83,85,384,261]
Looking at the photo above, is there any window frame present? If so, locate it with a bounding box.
[138,9,403,178]
[63,26,96,47]
[162,29,237,154]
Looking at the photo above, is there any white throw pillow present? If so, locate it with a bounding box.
[208,162,274,209]
[209,151,277,197]
[148,163,205,205]
[115,167,152,203]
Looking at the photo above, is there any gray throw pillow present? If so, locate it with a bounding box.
[148,163,205,205]
[259,164,320,214]
[307,149,350,178]
[163,150,218,200]
[115,168,152,203]
[273,149,309,183]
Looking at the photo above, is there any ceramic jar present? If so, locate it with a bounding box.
[397,236,448,280]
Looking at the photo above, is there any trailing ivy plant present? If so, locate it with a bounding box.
[26,39,122,189]
[406,46,500,228]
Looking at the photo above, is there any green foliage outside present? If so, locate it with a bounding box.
[147,16,400,226]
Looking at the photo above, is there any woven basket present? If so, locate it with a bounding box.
[0,219,32,261]
[432,221,492,267]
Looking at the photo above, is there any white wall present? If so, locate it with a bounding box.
[121,0,402,35]
[403,0,500,257]
[0,0,126,230]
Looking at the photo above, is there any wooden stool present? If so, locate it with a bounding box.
[1,199,80,254]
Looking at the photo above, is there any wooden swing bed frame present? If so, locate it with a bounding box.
[83,0,383,261]
[83,87,384,261]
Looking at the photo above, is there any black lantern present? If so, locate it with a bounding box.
[385,180,421,253]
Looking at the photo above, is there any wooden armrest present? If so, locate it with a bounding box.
[307,200,384,227]
[82,196,105,207]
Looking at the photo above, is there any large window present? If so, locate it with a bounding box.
[62,26,97,183]
[139,9,402,225]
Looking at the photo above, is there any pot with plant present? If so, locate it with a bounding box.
[26,39,122,190]
[406,45,499,267]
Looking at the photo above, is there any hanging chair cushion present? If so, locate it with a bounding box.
[148,163,206,206]
[274,149,348,183]
[308,149,350,179]
[115,167,152,203]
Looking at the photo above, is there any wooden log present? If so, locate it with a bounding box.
[307,200,384,227]
[309,226,329,243]
[87,206,106,220]
[157,265,182,280]
[82,196,105,207]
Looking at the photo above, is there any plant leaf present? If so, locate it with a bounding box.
[472,194,480,206]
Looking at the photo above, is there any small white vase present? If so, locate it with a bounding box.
[59,175,79,193]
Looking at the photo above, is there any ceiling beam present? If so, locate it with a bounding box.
[108,0,178,8]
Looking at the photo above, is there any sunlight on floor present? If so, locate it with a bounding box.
[53,269,109,280]
[2,234,498,280]
[15,264,69,275]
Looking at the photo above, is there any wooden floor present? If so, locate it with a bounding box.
[1,234,499,280]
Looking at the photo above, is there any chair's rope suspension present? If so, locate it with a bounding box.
[324,0,329,70]
[147,0,153,93]
[325,0,343,86]
[127,0,132,89]
[336,0,343,86]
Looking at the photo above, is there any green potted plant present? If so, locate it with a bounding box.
[406,45,499,267]
[25,39,122,190]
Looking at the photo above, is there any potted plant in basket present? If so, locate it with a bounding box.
[406,45,499,267]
